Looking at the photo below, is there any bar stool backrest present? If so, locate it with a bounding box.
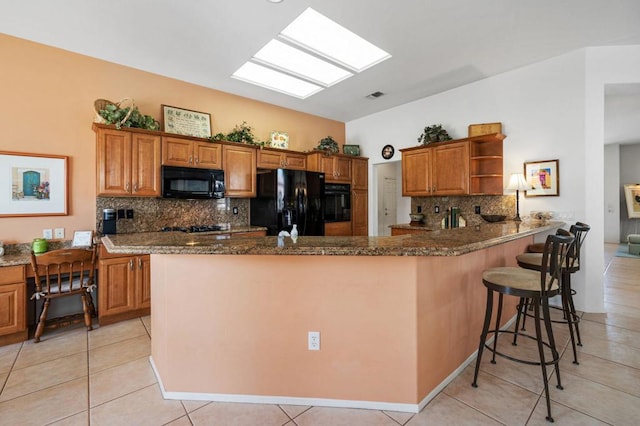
[540,229,575,296]
[567,222,590,272]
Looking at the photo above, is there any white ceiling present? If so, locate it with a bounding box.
[2,0,640,127]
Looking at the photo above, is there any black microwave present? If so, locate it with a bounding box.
[162,166,225,199]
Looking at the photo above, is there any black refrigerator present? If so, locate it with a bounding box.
[250,169,325,236]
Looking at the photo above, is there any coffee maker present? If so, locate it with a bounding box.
[102,208,117,234]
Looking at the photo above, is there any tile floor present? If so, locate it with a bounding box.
[0,244,638,425]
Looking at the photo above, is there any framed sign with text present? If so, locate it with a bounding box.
[162,105,212,138]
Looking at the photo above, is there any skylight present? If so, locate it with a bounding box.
[231,7,391,99]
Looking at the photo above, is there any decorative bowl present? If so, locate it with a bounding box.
[409,213,425,223]
[481,214,507,223]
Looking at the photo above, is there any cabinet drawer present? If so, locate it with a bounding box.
[0,265,25,285]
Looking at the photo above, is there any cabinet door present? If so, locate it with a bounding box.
[351,189,368,236]
[99,257,136,317]
[402,149,431,196]
[0,266,26,337]
[325,221,352,236]
[97,128,132,195]
[194,142,222,169]
[334,157,352,182]
[223,144,257,197]
[257,149,284,169]
[283,153,307,170]
[432,142,469,195]
[352,158,368,190]
[131,134,161,196]
[162,137,193,167]
[136,255,151,309]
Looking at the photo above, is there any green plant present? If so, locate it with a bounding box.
[224,121,256,144]
[98,104,160,130]
[316,136,339,154]
[417,124,452,145]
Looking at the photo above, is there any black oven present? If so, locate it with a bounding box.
[162,166,225,199]
[324,183,351,222]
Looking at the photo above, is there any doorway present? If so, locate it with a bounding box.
[374,161,409,236]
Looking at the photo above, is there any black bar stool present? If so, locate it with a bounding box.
[514,222,590,364]
[471,229,574,423]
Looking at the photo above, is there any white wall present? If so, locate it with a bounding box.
[604,144,621,242]
[347,44,640,313]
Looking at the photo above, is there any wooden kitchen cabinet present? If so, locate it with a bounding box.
[401,133,504,196]
[223,143,257,197]
[162,136,222,169]
[257,147,306,170]
[351,189,368,236]
[306,152,352,183]
[0,265,27,345]
[98,246,150,325]
[325,221,353,236]
[351,157,368,190]
[95,125,161,196]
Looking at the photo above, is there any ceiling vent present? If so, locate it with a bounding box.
[366,91,385,99]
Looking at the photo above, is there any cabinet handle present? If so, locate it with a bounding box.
[133,183,138,192]
[138,258,142,270]
[126,182,130,192]
[432,186,436,192]
[129,259,134,271]
[189,156,193,164]
[195,157,200,164]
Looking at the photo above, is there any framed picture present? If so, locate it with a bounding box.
[162,105,212,138]
[72,230,94,247]
[269,131,289,149]
[0,151,68,217]
[343,144,360,156]
[524,159,559,197]
[624,184,640,219]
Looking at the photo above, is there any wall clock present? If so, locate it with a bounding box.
[381,144,395,160]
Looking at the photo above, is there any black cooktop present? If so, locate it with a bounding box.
[161,225,224,233]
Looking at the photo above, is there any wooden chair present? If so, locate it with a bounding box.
[472,229,574,423]
[30,247,97,342]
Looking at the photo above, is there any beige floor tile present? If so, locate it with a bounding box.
[582,312,640,332]
[444,366,539,425]
[0,351,87,402]
[578,318,640,350]
[526,398,609,425]
[48,411,89,426]
[89,356,157,407]
[0,341,21,374]
[383,409,415,425]
[0,377,87,426]
[293,406,398,426]
[141,314,151,336]
[90,383,185,426]
[279,403,311,419]
[189,401,290,425]
[407,393,501,425]
[166,415,193,426]
[182,399,211,413]
[578,333,640,369]
[0,371,7,389]
[89,334,150,374]
[89,317,148,349]
[560,351,640,397]
[14,330,87,369]
[549,371,640,425]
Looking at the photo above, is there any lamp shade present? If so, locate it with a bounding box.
[505,173,529,191]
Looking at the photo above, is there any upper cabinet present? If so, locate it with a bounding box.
[307,152,352,183]
[223,144,257,197]
[162,136,222,169]
[351,157,368,190]
[257,147,306,170]
[401,133,504,197]
[95,126,161,197]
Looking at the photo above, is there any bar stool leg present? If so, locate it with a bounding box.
[490,293,504,364]
[472,287,494,388]
[561,281,579,365]
[534,298,555,423]
[512,297,525,346]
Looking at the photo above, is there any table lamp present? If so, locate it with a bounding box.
[505,173,529,222]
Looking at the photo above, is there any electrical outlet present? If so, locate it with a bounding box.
[308,331,320,351]
[43,229,53,239]
[117,209,125,219]
[126,209,134,219]
[474,205,481,214]
[232,207,239,215]
[416,206,422,213]
[54,228,65,239]
[434,206,440,214]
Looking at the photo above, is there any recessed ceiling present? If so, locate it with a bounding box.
[1,0,640,122]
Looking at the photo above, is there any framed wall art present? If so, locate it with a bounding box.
[524,159,559,197]
[0,151,68,217]
[624,184,640,219]
[162,105,212,138]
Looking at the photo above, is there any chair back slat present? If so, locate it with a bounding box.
[567,222,590,270]
[539,229,575,295]
[31,248,96,295]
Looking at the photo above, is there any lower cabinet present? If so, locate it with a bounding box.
[325,221,352,236]
[351,189,368,236]
[0,265,27,345]
[98,247,150,325]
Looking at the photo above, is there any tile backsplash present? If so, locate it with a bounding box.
[411,195,515,227]
[96,197,249,234]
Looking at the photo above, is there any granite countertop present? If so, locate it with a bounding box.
[0,226,267,267]
[100,221,562,257]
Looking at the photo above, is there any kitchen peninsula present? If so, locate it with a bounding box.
[102,221,561,413]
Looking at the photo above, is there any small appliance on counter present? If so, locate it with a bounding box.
[102,208,117,235]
